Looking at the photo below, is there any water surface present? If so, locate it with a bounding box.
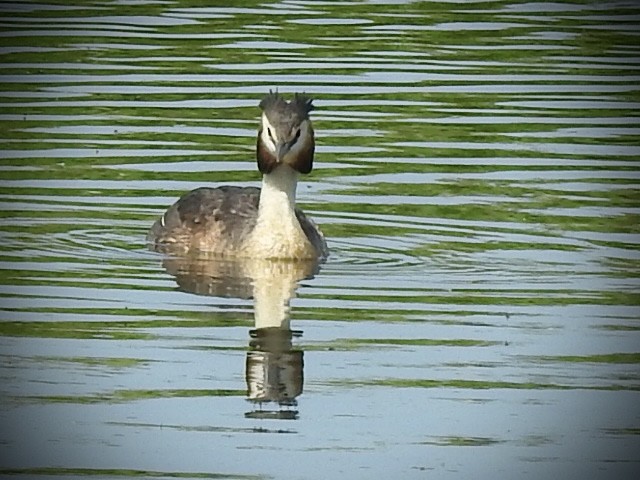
[1,1,639,479]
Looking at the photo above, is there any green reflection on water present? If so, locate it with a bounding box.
[302,291,640,307]
[330,337,499,348]
[332,378,640,391]
[420,436,504,447]
[38,356,150,368]
[0,467,263,479]
[24,388,244,405]
[534,353,640,364]
[0,315,251,339]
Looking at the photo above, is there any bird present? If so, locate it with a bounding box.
[147,91,328,260]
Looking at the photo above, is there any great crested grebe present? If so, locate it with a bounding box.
[147,91,327,260]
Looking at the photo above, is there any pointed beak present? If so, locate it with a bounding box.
[275,140,290,163]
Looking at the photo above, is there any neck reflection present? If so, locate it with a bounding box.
[161,255,320,420]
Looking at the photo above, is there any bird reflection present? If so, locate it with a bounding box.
[161,255,320,420]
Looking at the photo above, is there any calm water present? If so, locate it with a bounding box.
[1,1,639,479]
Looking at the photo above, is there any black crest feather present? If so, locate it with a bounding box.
[259,90,314,120]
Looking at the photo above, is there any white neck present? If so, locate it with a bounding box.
[259,163,299,215]
[247,164,312,259]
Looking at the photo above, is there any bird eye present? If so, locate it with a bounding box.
[267,127,273,138]
[294,129,301,140]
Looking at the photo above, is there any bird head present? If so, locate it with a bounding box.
[256,91,315,175]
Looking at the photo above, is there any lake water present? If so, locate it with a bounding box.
[1,1,639,479]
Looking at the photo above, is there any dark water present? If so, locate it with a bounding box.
[1,1,639,479]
